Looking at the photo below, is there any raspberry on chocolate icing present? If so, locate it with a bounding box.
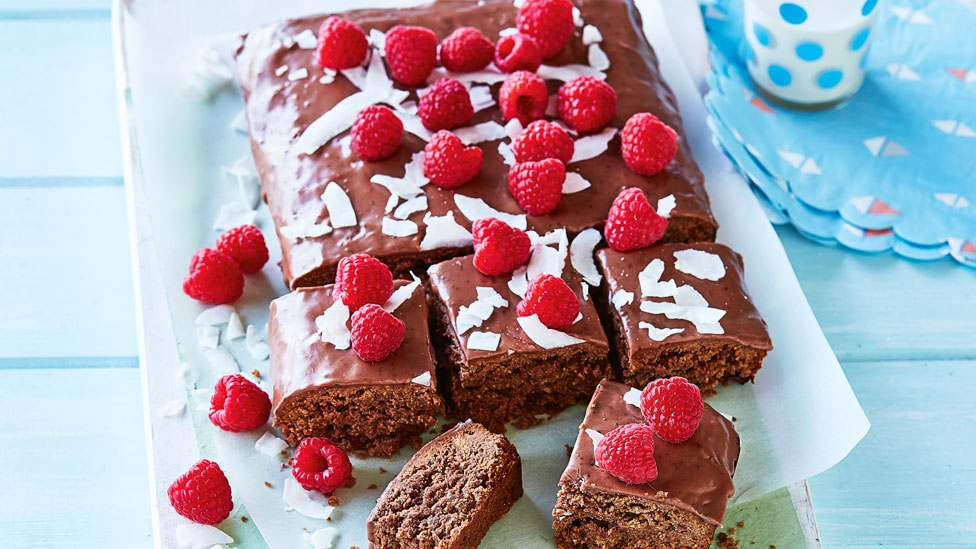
[594,423,659,485]
[604,187,667,252]
[385,25,437,85]
[513,120,575,164]
[493,33,542,73]
[439,27,495,73]
[508,158,565,215]
[640,377,704,443]
[315,16,368,70]
[351,304,406,362]
[557,76,618,133]
[622,112,679,176]
[472,217,531,276]
[517,273,580,330]
[418,78,474,131]
[423,130,483,189]
[333,253,394,311]
[351,105,403,161]
[499,71,549,126]
[516,0,575,59]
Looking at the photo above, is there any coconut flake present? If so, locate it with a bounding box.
[222,156,261,209]
[467,331,501,351]
[393,196,428,219]
[385,194,400,213]
[570,127,617,163]
[499,27,518,37]
[283,478,335,519]
[562,172,591,194]
[196,325,220,349]
[638,321,685,341]
[245,325,270,361]
[585,428,604,452]
[569,228,602,285]
[159,399,186,417]
[213,201,256,231]
[454,194,527,229]
[182,47,234,101]
[573,5,584,26]
[368,29,386,53]
[275,65,289,76]
[623,387,642,408]
[456,287,509,335]
[507,265,529,298]
[638,259,678,298]
[526,229,569,282]
[612,289,634,308]
[455,121,507,145]
[383,277,421,313]
[588,43,610,71]
[176,524,233,549]
[278,219,333,240]
[255,431,289,456]
[420,211,473,250]
[304,527,339,549]
[582,25,603,44]
[294,29,317,49]
[673,249,726,281]
[517,314,585,349]
[288,67,310,81]
[179,362,198,389]
[581,281,590,301]
[371,152,429,199]
[498,141,516,165]
[640,300,726,335]
[321,182,357,228]
[428,66,507,85]
[469,85,496,112]
[411,371,432,386]
[398,111,435,141]
[382,217,419,237]
[226,312,245,340]
[231,109,249,134]
[319,70,336,84]
[537,64,605,82]
[504,118,524,140]
[316,301,351,350]
[657,194,676,218]
[674,285,709,307]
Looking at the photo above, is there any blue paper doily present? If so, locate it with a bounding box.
[701,0,976,267]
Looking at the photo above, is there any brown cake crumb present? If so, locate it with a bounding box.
[368,484,378,490]
[345,475,357,489]
[738,521,745,528]
[328,495,339,506]
[251,369,261,378]
[241,516,248,523]
[715,531,740,548]
[703,387,719,397]
[733,416,738,422]
[379,467,388,474]
[264,481,272,488]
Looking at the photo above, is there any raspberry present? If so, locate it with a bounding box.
[333,253,394,311]
[516,273,580,330]
[315,16,368,70]
[385,25,438,86]
[350,304,405,362]
[516,0,575,59]
[351,105,403,161]
[472,217,532,276]
[604,187,668,251]
[498,71,548,126]
[621,112,678,176]
[182,248,244,305]
[208,374,272,433]
[493,34,543,73]
[292,437,353,494]
[439,27,494,73]
[423,130,483,189]
[639,377,704,443]
[507,158,565,215]
[557,76,618,133]
[167,459,233,525]
[216,224,269,274]
[418,78,473,131]
[513,120,575,163]
[594,423,658,485]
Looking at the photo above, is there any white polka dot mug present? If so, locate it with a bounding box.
[743,0,880,109]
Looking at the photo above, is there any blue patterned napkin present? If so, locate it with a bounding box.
[700,0,976,267]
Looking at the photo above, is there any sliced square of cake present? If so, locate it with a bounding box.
[595,242,772,389]
[367,420,522,548]
[426,229,611,431]
[234,0,717,289]
[553,379,738,548]
[269,279,443,457]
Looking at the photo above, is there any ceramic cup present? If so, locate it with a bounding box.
[743,0,880,110]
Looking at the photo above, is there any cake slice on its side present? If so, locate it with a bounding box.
[367,420,523,548]
[553,379,738,548]
[269,280,443,457]
[595,242,772,389]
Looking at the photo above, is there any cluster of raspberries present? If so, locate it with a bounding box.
[183,224,269,305]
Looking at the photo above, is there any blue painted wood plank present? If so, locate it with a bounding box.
[0,367,152,547]
[0,17,121,178]
[810,359,976,547]
[0,185,137,358]
[0,0,109,14]
[777,226,976,363]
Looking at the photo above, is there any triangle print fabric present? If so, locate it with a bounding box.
[700,0,976,268]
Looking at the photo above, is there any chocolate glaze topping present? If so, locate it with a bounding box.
[268,280,437,415]
[235,0,716,288]
[597,242,773,355]
[561,379,738,526]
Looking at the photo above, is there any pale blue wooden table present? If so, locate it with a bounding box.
[1,2,973,547]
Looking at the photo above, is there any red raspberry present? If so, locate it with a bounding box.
[516,0,575,59]
[439,27,494,73]
[385,25,438,86]
[208,374,271,433]
[183,248,244,305]
[513,120,575,163]
[216,224,269,274]
[494,34,543,73]
[315,16,368,70]
[472,217,532,276]
[594,423,658,485]
[350,303,405,362]
[604,187,668,251]
[167,459,233,525]
[351,105,403,161]
[423,130,483,189]
[498,71,549,126]
[292,437,353,494]
[507,158,565,215]
[333,253,394,311]
[557,76,618,133]
[418,78,473,131]
[516,273,580,330]
[639,377,704,443]
[622,112,678,176]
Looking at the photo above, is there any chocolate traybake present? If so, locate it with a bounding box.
[269,279,443,456]
[595,242,772,388]
[553,379,739,548]
[234,0,717,289]
[367,420,522,548]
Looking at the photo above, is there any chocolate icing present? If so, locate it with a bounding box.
[234,0,716,288]
[597,242,773,356]
[426,254,609,364]
[560,379,738,526]
[268,280,437,414]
